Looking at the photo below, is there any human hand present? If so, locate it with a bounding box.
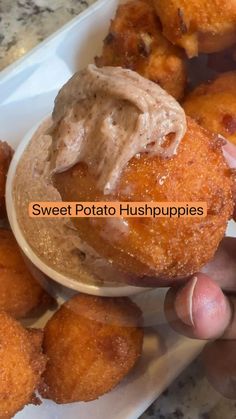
[164,139,236,340]
[164,139,236,398]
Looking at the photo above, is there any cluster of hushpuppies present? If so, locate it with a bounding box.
[0,150,143,418]
[0,177,143,419]
[2,0,236,417]
[56,0,236,286]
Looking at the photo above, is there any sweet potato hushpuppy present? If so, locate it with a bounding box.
[183,72,236,146]
[0,141,13,218]
[0,312,46,419]
[154,0,236,58]
[96,0,186,100]
[41,294,143,403]
[0,229,52,319]
[54,117,233,285]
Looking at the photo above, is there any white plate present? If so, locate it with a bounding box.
[18,288,203,419]
[0,0,227,418]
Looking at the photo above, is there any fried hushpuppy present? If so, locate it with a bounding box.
[54,118,233,286]
[0,141,13,218]
[54,117,233,286]
[153,0,236,58]
[183,72,236,146]
[0,229,52,319]
[0,312,46,419]
[41,294,143,403]
[95,0,186,100]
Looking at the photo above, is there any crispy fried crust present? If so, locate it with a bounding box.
[153,0,236,57]
[183,72,236,146]
[95,0,186,100]
[0,312,46,419]
[54,117,233,285]
[0,229,53,318]
[41,294,143,403]
[0,141,13,218]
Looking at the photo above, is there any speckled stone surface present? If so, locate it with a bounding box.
[141,359,236,419]
[0,0,96,70]
[0,1,236,418]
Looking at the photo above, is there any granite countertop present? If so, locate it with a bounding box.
[142,359,236,419]
[0,1,234,418]
[0,0,95,70]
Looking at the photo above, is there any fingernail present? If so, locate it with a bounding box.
[174,276,198,327]
[222,141,236,169]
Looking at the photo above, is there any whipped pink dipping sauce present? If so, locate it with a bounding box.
[14,65,186,285]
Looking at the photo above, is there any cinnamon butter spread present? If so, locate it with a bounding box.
[50,64,186,194]
[14,65,186,284]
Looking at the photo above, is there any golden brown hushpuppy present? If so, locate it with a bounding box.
[0,229,52,318]
[0,312,46,419]
[95,0,186,100]
[41,294,143,403]
[183,72,236,146]
[0,141,13,218]
[153,0,236,58]
[54,117,233,286]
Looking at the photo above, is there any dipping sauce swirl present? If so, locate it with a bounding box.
[50,65,186,194]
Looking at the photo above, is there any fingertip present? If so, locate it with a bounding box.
[222,140,236,169]
[174,274,232,339]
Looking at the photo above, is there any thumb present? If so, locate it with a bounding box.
[222,139,236,169]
